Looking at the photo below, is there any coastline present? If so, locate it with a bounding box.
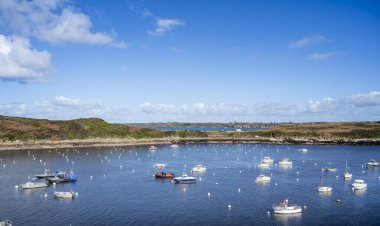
[1,137,380,151]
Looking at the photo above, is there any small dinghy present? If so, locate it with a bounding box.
[192,165,206,173]
[154,172,175,178]
[54,191,76,199]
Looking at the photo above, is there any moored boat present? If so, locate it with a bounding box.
[149,146,158,151]
[262,156,274,164]
[174,173,196,184]
[255,175,271,183]
[54,191,76,199]
[323,167,337,172]
[21,181,48,189]
[273,199,302,214]
[319,168,332,192]
[344,158,352,179]
[46,170,78,184]
[318,186,332,192]
[192,165,206,172]
[0,220,12,226]
[367,159,379,167]
[279,158,292,166]
[352,179,367,190]
[154,172,175,178]
[34,169,54,179]
[153,163,166,168]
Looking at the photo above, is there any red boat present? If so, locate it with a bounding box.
[154,172,175,178]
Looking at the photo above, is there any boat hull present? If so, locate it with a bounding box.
[154,173,175,178]
[273,206,302,214]
[174,179,196,184]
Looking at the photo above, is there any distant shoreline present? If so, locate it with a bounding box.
[1,137,379,151]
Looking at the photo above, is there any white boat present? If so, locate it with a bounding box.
[262,156,274,164]
[344,158,352,179]
[21,181,48,189]
[54,191,76,199]
[299,148,308,153]
[318,169,332,192]
[153,163,166,168]
[257,162,270,168]
[323,167,337,172]
[173,173,196,184]
[255,175,271,183]
[367,159,379,167]
[0,220,12,226]
[170,144,179,148]
[279,158,292,166]
[149,146,158,151]
[352,179,367,190]
[273,199,302,214]
[192,165,206,172]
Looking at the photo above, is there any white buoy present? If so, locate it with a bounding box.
[228,204,232,209]
[208,192,211,197]
[239,170,242,174]
[237,188,241,193]
[267,211,270,215]
[199,178,202,181]
[44,193,48,197]
[120,166,123,169]
[304,205,307,209]
[216,182,219,185]
[90,176,93,180]
[275,183,278,186]
[15,185,19,189]
[336,176,339,179]
[183,188,186,192]
[296,178,299,181]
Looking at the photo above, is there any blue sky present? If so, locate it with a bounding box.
[0,0,379,122]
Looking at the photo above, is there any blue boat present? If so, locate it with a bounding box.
[46,170,78,184]
[173,173,196,184]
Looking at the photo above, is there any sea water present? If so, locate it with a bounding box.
[0,144,379,225]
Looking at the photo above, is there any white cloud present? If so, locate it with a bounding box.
[0,0,125,47]
[3,91,380,122]
[54,96,83,108]
[348,91,380,107]
[289,34,328,48]
[308,52,344,61]
[0,34,51,81]
[0,102,28,116]
[148,18,185,36]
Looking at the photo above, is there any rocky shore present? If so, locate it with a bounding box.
[1,136,379,151]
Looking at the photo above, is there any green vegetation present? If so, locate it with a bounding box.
[1,115,379,142]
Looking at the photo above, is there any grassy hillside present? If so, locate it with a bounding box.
[0,116,172,141]
[1,115,379,142]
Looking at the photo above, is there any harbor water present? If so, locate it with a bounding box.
[0,144,380,225]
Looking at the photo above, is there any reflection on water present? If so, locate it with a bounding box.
[318,191,332,197]
[274,213,302,225]
[353,188,367,196]
[279,165,293,171]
